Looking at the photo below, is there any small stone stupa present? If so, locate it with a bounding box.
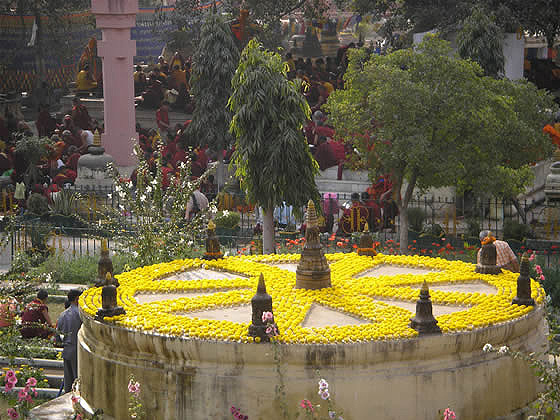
[409,281,441,335]
[74,129,115,189]
[94,239,118,288]
[248,273,277,343]
[296,200,331,289]
[357,222,377,257]
[475,233,502,275]
[203,219,223,260]
[512,254,535,306]
[94,241,125,320]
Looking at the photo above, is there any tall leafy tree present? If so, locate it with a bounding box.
[325,35,557,252]
[187,10,239,187]
[457,7,504,77]
[229,39,319,253]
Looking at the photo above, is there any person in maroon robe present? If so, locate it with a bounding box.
[21,289,54,339]
[71,97,93,131]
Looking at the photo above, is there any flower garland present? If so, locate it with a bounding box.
[79,253,545,344]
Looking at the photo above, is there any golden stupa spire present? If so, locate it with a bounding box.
[306,200,317,228]
[93,129,101,146]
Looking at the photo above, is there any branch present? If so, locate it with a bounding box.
[279,0,308,18]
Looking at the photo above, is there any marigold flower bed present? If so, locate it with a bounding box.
[79,253,545,344]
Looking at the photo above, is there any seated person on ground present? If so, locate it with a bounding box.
[21,289,54,339]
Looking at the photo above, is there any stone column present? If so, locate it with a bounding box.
[92,0,138,166]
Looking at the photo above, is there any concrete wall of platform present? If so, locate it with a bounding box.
[78,306,547,420]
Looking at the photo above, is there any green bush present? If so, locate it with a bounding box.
[214,210,240,229]
[407,207,426,232]
[542,266,560,308]
[503,219,532,241]
[465,218,481,238]
[29,253,136,285]
[49,190,80,217]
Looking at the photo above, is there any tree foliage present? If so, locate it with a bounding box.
[325,35,557,252]
[0,0,91,71]
[229,39,319,252]
[187,11,239,155]
[162,0,331,51]
[457,7,504,77]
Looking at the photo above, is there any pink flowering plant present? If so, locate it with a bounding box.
[297,378,344,419]
[70,379,103,420]
[230,405,248,419]
[440,407,456,420]
[2,370,39,419]
[128,374,145,419]
[262,311,278,339]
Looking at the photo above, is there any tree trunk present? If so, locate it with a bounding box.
[262,208,275,254]
[399,205,408,254]
[511,199,527,225]
[397,170,418,254]
[216,150,225,189]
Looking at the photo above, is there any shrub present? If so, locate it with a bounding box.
[49,190,81,216]
[214,210,240,229]
[503,219,532,241]
[407,207,426,232]
[465,218,481,238]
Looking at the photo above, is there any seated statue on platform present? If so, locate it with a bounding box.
[76,65,98,92]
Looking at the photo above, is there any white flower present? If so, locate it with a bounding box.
[498,346,509,355]
[187,240,193,247]
[146,185,152,194]
[222,210,230,217]
[119,191,126,199]
[119,205,125,211]
[210,205,218,215]
[115,185,121,192]
[545,295,552,304]
[318,379,328,391]
[128,181,133,188]
[107,193,112,200]
[151,179,158,186]
[483,343,493,353]
[139,195,146,202]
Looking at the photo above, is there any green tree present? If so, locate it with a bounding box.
[325,35,557,253]
[229,39,319,253]
[187,11,239,187]
[457,7,504,77]
[508,0,560,48]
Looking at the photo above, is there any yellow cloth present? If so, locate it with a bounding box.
[76,70,97,91]
[322,82,334,95]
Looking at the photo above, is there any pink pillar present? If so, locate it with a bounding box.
[92,0,138,166]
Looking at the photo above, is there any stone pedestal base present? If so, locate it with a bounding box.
[475,264,502,275]
[295,268,331,289]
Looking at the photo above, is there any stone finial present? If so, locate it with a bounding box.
[475,234,502,275]
[363,222,369,232]
[409,281,442,335]
[512,254,535,306]
[296,200,331,289]
[93,129,101,147]
[306,199,318,228]
[248,274,277,342]
[208,219,216,231]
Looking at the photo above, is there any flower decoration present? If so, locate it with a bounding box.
[79,253,545,344]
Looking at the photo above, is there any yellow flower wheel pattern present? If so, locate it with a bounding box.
[79,253,545,344]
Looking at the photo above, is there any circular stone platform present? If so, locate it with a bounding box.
[78,253,547,420]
